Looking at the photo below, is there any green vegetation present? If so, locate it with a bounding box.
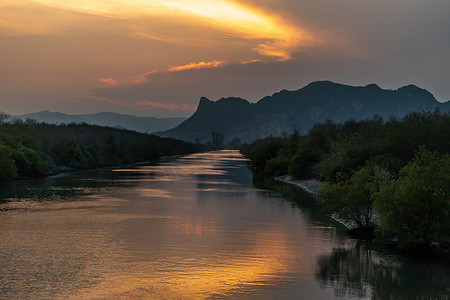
[0,113,211,182]
[375,149,450,249]
[319,166,389,230]
[241,110,450,250]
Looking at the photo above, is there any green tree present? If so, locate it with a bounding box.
[318,167,390,229]
[0,144,18,181]
[375,149,450,249]
[12,145,49,176]
[289,148,315,178]
[241,137,285,170]
[265,154,289,175]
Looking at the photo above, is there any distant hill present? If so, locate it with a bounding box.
[157,81,450,143]
[17,111,186,133]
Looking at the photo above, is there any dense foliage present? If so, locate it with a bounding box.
[0,113,211,181]
[374,149,450,249]
[318,166,389,230]
[241,110,450,249]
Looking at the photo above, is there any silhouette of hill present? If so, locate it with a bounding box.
[17,111,186,133]
[157,81,450,143]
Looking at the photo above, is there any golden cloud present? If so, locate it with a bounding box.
[10,0,314,60]
[168,60,228,72]
[96,60,227,87]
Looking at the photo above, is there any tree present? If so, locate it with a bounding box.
[265,154,289,175]
[375,148,450,249]
[0,145,18,181]
[12,145,49,176]
[289,147,315,178]
[318,167,390,229]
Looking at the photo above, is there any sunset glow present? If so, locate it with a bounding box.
[96,60,228,88]
[75,229,297,299]
[21,0,308,60]
[161,0,308,59]
[1,0,448,116]
[168,60,228,72]
[1,0,449,298]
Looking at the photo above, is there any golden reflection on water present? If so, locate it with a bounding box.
[74,230,296,299]
[134,188,172,198]
[0,151,339,299]
[171,220,217,235]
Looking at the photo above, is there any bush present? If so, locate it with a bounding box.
[289,148,315,179]
[375,149,450,249]
[318,166,390,229]
[12,145,49,176]
[241,137,286,170]
[0,145,18,181]
[265,154,289,175]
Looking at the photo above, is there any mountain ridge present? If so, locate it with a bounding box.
[157,81,450,143]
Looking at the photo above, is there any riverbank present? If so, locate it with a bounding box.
[0,121,212,182]
[275,175,360,230]
[275,175,323,194]
[276,174,450,262]
[7,153,189,184]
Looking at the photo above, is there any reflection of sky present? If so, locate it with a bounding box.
[3,150,443,299]
[0,150,349,299]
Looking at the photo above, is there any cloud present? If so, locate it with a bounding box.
[96,60,228,87]
[168,60,228,72]
[97,77,119,86]
[161,0,315,60]
[7,0,314,60]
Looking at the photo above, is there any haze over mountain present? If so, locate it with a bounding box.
[17,111,186,134]
[157,81,450,143]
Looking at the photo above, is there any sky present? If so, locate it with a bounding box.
[1,0,449,117]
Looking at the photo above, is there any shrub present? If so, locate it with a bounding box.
[318,166,390,229]
[0,144,18,181]
[265,154,289,175]
[375,149,450,249]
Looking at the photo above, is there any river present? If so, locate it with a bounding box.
[0,150,448,299]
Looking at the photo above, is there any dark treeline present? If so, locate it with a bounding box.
[0,113,212,182]
[241,110,450,251]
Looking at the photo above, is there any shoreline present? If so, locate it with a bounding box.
[1,152,199,185]
[275,175,358,230]
[275,174,450,260]
[275,175,323,194]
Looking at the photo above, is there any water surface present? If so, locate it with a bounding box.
[0,150,448,299]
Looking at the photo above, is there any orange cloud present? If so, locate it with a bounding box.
[161,0,315,60]
[98,77,119,86]
[168,60,227,72]
[11,0,314,60]
[97,60,228,87]
[241,59,262,64]
[130,70,159,85]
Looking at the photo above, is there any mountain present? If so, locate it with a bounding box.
[17,111,186,133]
[157,81,450,143]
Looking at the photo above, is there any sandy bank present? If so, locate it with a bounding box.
[275,175,323,194]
